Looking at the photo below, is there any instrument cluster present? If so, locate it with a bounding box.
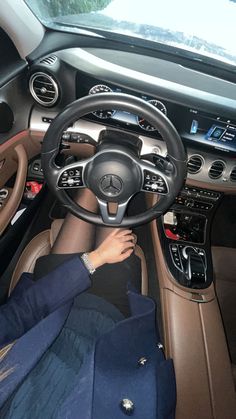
[88,84,167,132]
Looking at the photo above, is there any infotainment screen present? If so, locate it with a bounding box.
[182,109,236,153]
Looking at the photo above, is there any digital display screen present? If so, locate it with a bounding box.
[183,109,236,153]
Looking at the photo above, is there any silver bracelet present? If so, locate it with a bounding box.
[81,252,96,275]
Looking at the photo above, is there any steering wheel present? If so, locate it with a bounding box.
[41,93,186,226]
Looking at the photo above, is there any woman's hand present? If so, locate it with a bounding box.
[88,229,136,269]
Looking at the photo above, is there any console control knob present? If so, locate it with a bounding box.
[182,246,194,259]
[185,198,194,208]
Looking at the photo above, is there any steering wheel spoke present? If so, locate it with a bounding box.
[57,159,90,190]
[97,198,130,224]
[139,160,170,195]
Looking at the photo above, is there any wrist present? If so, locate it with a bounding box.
[87,250,104,269]
[81,252,96,275]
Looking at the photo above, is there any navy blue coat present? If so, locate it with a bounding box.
[0,256,176,418]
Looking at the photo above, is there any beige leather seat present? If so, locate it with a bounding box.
[9,219,148,296]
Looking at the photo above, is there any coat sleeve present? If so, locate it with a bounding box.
[0,255,91,347]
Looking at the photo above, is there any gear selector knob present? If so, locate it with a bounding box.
[182,246,206,282]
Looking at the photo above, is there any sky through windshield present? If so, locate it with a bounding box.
[25,0,236,65]
[101,0,236,63]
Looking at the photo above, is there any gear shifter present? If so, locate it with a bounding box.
[182,246,206,283]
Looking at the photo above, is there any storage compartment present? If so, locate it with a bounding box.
[163,210,207,244]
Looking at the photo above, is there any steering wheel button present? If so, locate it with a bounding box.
[71,133,79,142]
[62,132,71,141]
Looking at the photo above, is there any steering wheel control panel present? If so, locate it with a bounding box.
[142,170,168,194]
[58,167,84,188]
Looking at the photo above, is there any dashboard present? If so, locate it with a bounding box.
[25,47,236,193]
[76,77,236,154]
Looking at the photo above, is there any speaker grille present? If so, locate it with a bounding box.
[40,55,57,65]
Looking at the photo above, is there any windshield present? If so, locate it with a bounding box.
[25,0,236,66]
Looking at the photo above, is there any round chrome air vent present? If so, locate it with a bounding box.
[187,155,204,174]
[208,160,225,179]
[29,72,59,107]
[230,166,236,182]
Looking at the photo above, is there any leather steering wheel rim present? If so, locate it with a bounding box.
[41,93,187,226]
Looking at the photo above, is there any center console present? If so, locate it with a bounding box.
[157,185,222,288]
[151,185,236,419]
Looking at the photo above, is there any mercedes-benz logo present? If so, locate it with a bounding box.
[100,174,123,197]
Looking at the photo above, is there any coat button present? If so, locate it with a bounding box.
[120,398,134,415]
[138,356,148,366]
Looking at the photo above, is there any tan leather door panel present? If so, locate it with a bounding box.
[0,143,27,235]
[0,130,41,235]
